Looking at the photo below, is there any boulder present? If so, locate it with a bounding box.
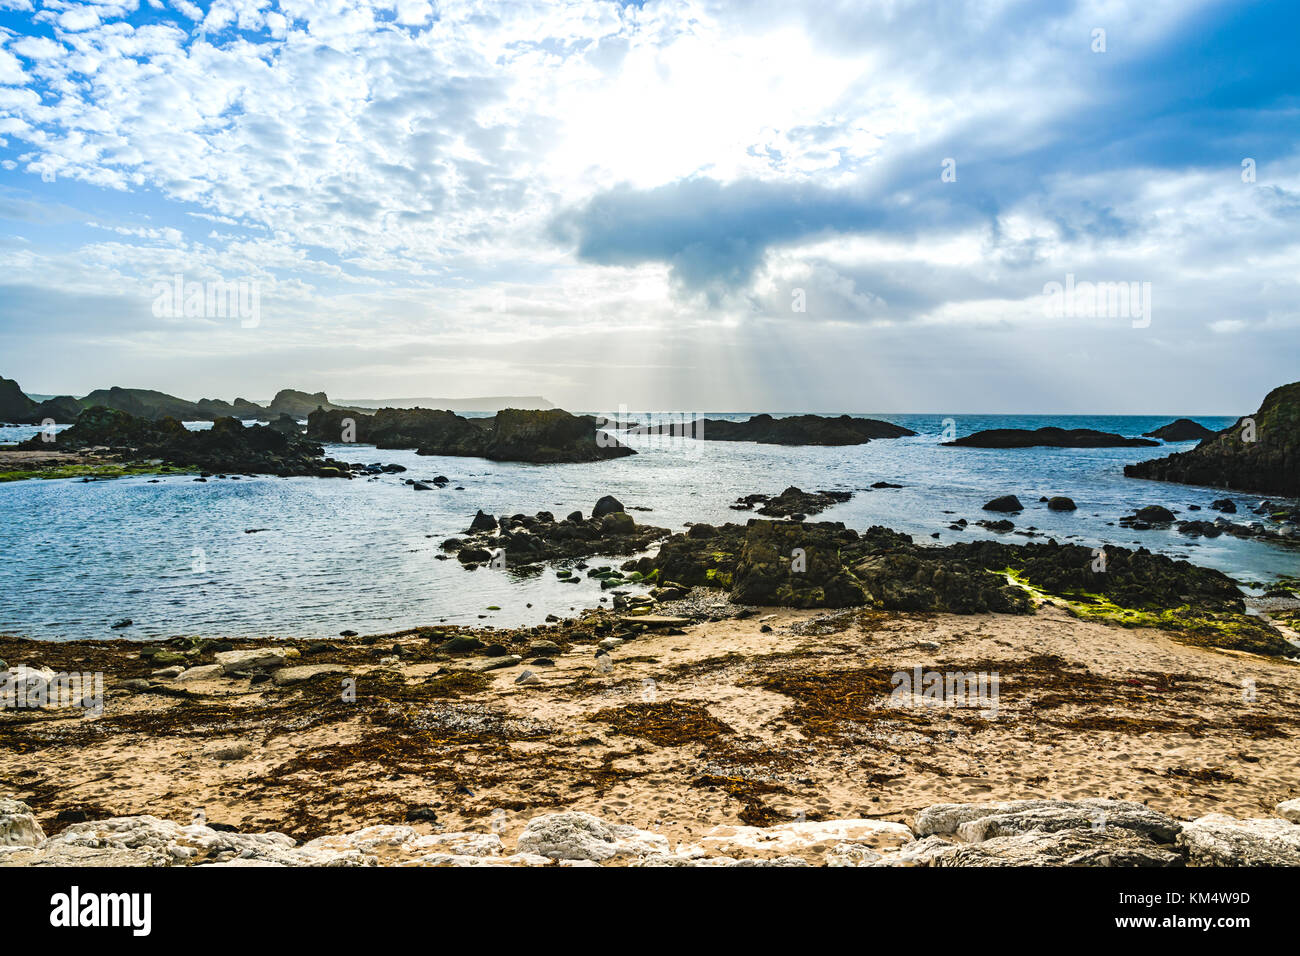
[515,811,669,861]
[214,648,298,674]
[699,819,912,859]
[0,797,45,847]
[173,664,224,682]
[982,495,1024,512]
[1177,813,1300,866]
[592,495,625,518]
[1047,496,1077,511]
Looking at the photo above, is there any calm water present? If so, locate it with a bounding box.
[2,413,1296,641]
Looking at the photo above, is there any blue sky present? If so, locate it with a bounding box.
[0,0,1297,412]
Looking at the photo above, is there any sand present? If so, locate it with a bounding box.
[2,601,1298,850]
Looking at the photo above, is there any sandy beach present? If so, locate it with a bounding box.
[4,590,1298,862]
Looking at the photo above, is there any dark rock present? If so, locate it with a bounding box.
[1047,497,1077,511]
[405,808,438,823]
[736,486,853,518]
[1143,419,1217,442]
[983,495,1024,513]
[110,618,133,629]
[469,511,498,532]
[19,406,351,477]
[946,427,1158,448]
[593,495,624,518]
[1124,381,1300,495]
[306,406,633,463]
[1210,498,1237,513]
[698,413,915,446]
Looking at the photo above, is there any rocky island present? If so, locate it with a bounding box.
[1143,419,1217,442]
[307,406,634,463]
[14,407,354,478]
[944,427,1158,448]
[695,413,915,446]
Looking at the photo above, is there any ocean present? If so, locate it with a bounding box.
[1,413,1295,641]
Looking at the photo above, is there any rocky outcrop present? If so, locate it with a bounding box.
[699,414,915,446]
[0,375,81,424]
[628,520,1290,651]
[443,505,670,565]
[306,406,633,463]
[515,812,669,861]
[945,427,1158,448]
[1177,813,1300,866]
[0,797,45,847]
[18,407,353,477]
[1125,381,1300,496]
[4,798,1298,867]
[1144,418,1216,442]
[731,486,853,518]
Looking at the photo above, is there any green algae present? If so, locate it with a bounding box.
[0,463,190,482]
[1002,568,1294,657]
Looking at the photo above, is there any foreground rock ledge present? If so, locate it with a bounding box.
[3,799,1297,867]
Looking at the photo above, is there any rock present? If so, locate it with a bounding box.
[1277,800,1300,824]
[697,413,915,446]
[173,664,225,682]
[916,799,1180,844]
[203,741,253,761]
[1143,419,1217,442]
[925,829,1183,867]
[525,641,562,656]
[1122,505,1176,524]
[1211,498,1237,513]
[214,648,298,674]
[515,811,669,861]
[914,799,1176,839]
[18,406,353,478]
[618,615,691,628]
[600,511,635,534]
[411,482,432,490]
[1124,381,1300,495]
[272,664,349,685]
[307,406,634,463]
[699,819,913,859]
[737,486,853,518]
[151,666,184,679]
[1177,813,1300,866]
[946,428,1158,448]
[514,670,542,685]
[110,618,133,629]
[982,495,1024,512]
[469,510,497,532]
[464,655,521,672]
[1046,496,1077,511]
[592,495,624,518]
[0,797,45,847]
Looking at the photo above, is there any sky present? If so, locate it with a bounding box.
[0,0,1297,413]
